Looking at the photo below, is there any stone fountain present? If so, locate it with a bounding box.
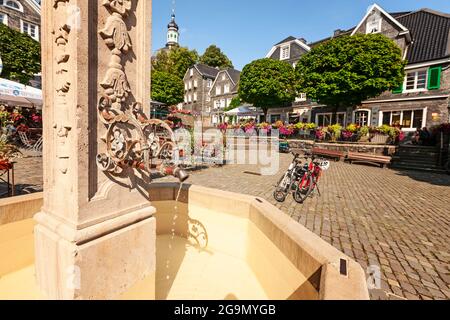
[33,0,180,299]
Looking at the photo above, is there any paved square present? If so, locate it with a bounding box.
[2,154,449,300]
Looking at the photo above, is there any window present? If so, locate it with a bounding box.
[206,93,211,102]
[206,79,212,88]
[220,99,226,108]
[193,80,198,88]
[184,83,187,91]
[216,86,221,95]
[271,115,281,123]
[0,13,7,26]
[295,93,307,102]
[280,45,290,60]
[188,81,192,90]
[224,84,230,94]
[355,110,370,127]
[405,70,427,91]
[215,100,221,109]
[366,13,381,34]
[189,68,194,77]
[193,92,197,102]
[21,21,39,41]
[4,0,23,12]
[316,113,332,127]
[222,74,226,81]
[184,95,187,103]
[381,109,425,130]
[336,113,346,126]
[188,94,192,103]
[226,99,231,107]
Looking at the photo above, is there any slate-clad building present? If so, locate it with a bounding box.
[209,67,241,125]
[0,0,40,42]
[267,4,450,131]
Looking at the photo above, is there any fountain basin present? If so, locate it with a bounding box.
[0,186,369,300]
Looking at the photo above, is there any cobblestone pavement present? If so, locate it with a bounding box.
[0,155,43,197]
[2,154,450,300]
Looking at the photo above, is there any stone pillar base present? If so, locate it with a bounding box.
[34,208,156,300]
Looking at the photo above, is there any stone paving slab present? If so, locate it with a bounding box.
[1,154,450,300]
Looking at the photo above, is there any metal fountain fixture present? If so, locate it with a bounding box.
[96,96,189,183]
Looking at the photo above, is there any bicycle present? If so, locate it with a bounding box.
[273,152,306,203]
[293,153,330,204]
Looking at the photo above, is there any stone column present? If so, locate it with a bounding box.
[34,0,155,299]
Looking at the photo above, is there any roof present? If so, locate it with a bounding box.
[24,0,41,15]
[275,36,297,46]
[306,6,450,64]
[226,68,241,85]
[194,64,220,79]
[397,9,450,63]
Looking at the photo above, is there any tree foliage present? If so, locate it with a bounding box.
[151,71,184,106]
[225,96,242,111]
[239,58,296,115]
[200,45,233,69]
[0,24,41,84]
[295,33,406,108]
[152,46,199,80]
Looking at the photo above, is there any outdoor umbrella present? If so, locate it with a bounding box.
[0,78,42,108]
[225,105,264,117]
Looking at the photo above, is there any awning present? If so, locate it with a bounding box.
[0,78,42,108]
[225,105,264,117]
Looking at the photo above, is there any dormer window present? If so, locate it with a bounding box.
[280,45,290,60]
[366,12,382,34]
[2,0,23,12]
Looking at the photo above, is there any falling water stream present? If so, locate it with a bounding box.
[165,183,184,280]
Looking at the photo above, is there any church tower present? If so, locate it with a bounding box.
[166,9,180,49]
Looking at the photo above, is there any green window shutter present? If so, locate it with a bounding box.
[428,66,442,90]
[392,84,403,94]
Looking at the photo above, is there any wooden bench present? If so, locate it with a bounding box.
[346,152,392,168]
[312,148,345,161]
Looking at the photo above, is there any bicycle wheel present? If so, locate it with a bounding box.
[293,175,313,204]
[273,175,290,203]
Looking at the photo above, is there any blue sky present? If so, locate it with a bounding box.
[152,0,450,70]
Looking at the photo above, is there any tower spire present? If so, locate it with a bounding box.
[166,0,180,49]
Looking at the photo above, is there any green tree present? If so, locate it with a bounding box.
[239,58,296,119]
[224,96,242,112]
[200,45,233,69]
[151,71,184,106]
[0,24,41,84]
[295,33,406,115]
[152,46,199,80]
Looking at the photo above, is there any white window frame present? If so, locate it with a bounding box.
[315,113,333,127]
[3,0,23,12]
[188,94,192,103]
[0,13,8,26]
[366,17,382,34]
[21,20,39,41]
[295,93,307,102]
[404,69,428,93]
[214,100,221,110]
[189,68,194,77]
[216,86,221,95]
[353,109,372,127]
[224,84,230,94]
[188,81,192,90]
[193,92,197,102]
[280,45,290,60]
[193,79,198,88]
[222,74,226,81]
[206,79,212,88]
[379,108,427,131]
